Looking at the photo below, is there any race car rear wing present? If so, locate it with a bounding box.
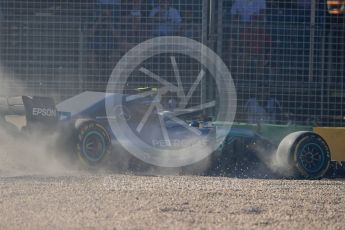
[22,96,58,126]
[0,96,59,127]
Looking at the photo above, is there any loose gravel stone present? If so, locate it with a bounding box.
[0,174,344,229]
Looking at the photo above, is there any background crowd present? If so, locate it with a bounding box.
[0,0,344,125]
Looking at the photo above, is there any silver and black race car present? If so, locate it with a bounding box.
[1,91,344,179]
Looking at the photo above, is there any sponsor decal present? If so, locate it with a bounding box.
[32,108,57,117]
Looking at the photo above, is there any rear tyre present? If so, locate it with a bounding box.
[76,120,111,166]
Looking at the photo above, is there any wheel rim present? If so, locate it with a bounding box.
[82,131,106,162]
[297,143,325,174]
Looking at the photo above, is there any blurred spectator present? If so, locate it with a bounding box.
[230,0,270,79]
[126,0,144,44]
[231,0,266,23]
[297,0,311,9]
[296,0,311,22]
[98,0,120,5]
[111,0,145,66]
[245,92,283,124]
[89,14,117,82]
[265,96,283,124]
[240,25,271,76]
[95,0,120,29]
[181,7,200,39]
[97,0,120,11]
[245,97,268,124]
[149,0,182,36]
[0,7,3,29]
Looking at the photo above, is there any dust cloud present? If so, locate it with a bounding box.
[0,66,76,176]
[0,65,213,177]
[252,139,295,178]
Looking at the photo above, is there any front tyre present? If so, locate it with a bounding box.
[76,120,111,166]
[293,133,330,179]
[276,132,330,179]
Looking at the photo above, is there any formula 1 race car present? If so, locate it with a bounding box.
[1,91,345,179]
[0,91,212,169]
